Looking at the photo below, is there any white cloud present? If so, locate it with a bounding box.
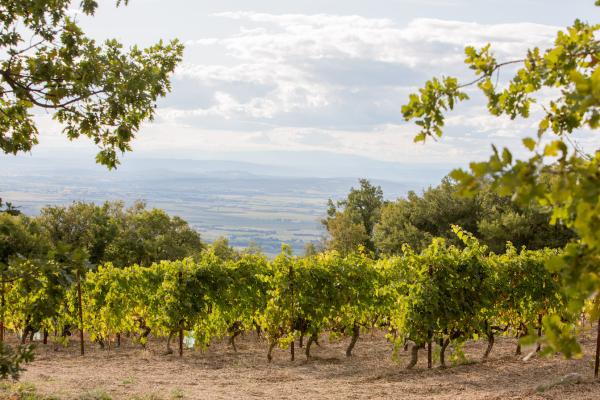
[171,13,561,129]
[189,13,559,66]
[42,12,577,165]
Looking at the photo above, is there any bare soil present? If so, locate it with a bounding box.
[3,329,600,399]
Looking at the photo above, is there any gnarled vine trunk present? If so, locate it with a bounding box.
[267,340,277,363]
[483,332,494,360]
[305,333,318,359]
[440,338,450,368]
[346,322,360,357]
[406,343,421,369]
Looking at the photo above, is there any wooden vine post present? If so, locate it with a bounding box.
[179,329,184,357]
[427,339,432,369]
[289,262,295,362]
[595,315,600,379]
[427,264,433,369]
[76,269,85,356]
[0,281,5,343]
[179,268,184,357]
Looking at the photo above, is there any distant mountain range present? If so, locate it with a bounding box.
[0,151,455,255]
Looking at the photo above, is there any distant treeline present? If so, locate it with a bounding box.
[1,175,575,269]
[321,178,574,256]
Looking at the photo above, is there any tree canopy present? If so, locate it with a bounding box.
[322,179,384,254]
[374,178,573,255]
[37,201,204,268]
[0,0,183,168]
[402,1,600,356]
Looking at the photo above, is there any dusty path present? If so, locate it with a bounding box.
[3,330,600,399]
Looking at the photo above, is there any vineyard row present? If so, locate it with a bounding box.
[2,227,570,368]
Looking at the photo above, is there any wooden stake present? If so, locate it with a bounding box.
[0,282,4,343]
[427,339,432,369]
[289,263,295,362]
[77,270,85,356]
[179,329,183,357]
[595,315,600,379]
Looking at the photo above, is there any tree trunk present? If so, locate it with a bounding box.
[43,330,48,345]
[483,332,494,360]
[267,340,277,363]
[0,281,4,343]
[536,314,542,353]
[346,322,360,357]
[289,264,295,362]
[76,270,85,356]
[406,343,420,369]
[179,328,183,357]
[440,338,450,368]
[515,325,527,356]
[595,315,600,379]
[229,330,241,352]
[141,325,151,348]
[427,339,432,369]
[165,332,174,354]
[305,333,317,359]
[254,323,261,339]
[116,333,121,348]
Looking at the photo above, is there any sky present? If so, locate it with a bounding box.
[27,0,600,173]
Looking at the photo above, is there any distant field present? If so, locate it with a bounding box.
[3,331,599,399]
[0,157,413,255]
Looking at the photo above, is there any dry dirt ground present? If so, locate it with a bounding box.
[2,329,600,400]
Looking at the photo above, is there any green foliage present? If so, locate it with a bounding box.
[6,259,71,336]
[323,179,384,253]
[37,201,203,268]
[1,229,566,369]
[398,228,491,346]
[39,202,119,265]
[402,2,600,354]
[208,237,240,261]
[0,0,184,168]
[105,202,204,267]
[322,212,369,256]
[0,199,21,216]
[0,343,34,380]
[0,214,48,266]
[374,178,573,254]
[401,77,469,142]
[82,264,136,346]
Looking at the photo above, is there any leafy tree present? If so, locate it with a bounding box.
[402,2,599,365]
[0,199,21,216]
[209,237,240,261]
[0,0,183,168]
[477,189,574,253]
[374,178,478,253]
[0,214,48,267]
[303,242,318,257]
[323,179,384,253]
[241,240,263,256]
[105,202,203,267]
[323,212,369,256]
[374,179,573,254]
[38,202,118,265]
